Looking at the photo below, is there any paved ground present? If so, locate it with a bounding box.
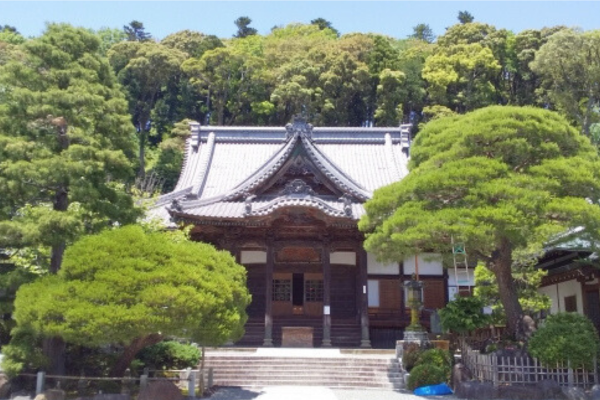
[204,386,457,400]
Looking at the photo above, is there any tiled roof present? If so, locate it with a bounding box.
[147,121,411,226]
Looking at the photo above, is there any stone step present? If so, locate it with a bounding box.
[203,348,404,390]
[207,364,398,370]
[204,356,397,362]
[209,366,401,374]
[213,369,402,380]
[214,379,402,390]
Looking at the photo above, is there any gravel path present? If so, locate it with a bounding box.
[204,386,458,400]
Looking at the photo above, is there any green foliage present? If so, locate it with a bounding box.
[410,24,435,43]
[409,348,453,390]
[529,312,600,369]
[135,341,200,371]
[439,296,491,334]
[422,42,500,112]
[474,263,550,324]
[0,23,140,273]
[10,225,250,374]
[0,264,37,344]
[1,325,47,377]
[310,18,340,37]
[531,29,600,137]
[402,342,422,372]
[234,16,257,38]
[123,20,152,42]
[108,40,187,176]
[416,348,453,374]
[360,105,600,338]
[148,119,189,193]
[407,363,448,390]
[161,30,224,58]
[94,27,126,56]
[458,11,475,24]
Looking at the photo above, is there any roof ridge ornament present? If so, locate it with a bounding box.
[340,193,353,217]
[244,192,256,215]
[285,115,313,140]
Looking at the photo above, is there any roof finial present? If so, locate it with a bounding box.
[285,115,313,140]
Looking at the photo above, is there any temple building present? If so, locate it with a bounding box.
[148,119,466,348]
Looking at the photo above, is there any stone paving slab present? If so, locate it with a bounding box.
[204,386,458,400]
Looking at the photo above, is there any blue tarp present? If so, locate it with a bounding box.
[413,383,453,396]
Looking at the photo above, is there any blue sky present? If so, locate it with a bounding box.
[1,1,599,40]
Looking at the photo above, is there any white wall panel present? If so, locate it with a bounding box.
[367,252,399,275]
[330,251,356,265]
[240,250,267,264]
[404,253,443,276]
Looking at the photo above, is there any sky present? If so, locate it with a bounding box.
[1,1,599,41]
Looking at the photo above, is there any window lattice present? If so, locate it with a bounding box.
[305,280,324,302]
[272,279,291,302]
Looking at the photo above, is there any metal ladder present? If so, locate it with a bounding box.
[451,236,471,296]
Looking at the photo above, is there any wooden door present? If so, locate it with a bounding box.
[304,272,323,316]
[273,272,293,315]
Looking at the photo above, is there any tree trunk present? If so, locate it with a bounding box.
[110,333,163,377]
[581,95,596,138]
[49,241,66,275]
[138,122,147,179]
[43,336,66,376]
[488,239,536,342]
[45,186,70,372]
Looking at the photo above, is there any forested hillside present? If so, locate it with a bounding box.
[1,15,598,192]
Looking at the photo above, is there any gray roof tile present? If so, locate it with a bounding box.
[149,123,411,224]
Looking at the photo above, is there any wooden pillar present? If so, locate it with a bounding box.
[322,241,332,347]
[263,237,274,347]
[358,248,371,348]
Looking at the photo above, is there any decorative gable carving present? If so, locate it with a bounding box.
[280,179,316,196]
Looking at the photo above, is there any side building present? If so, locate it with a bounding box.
[148,119,472,348]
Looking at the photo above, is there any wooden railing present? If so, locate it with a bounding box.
[460,340,599,389]
[22,368,214,397]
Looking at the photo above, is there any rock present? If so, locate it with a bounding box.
[34,389,65,400]
[590,384,600,400]
[73,395,130,400]
[11,395,32,400]
[92,395,130,400]
[451,363,472,389]
[521,315,536,339]
[563,386,589,400]
[137,381,182,400]
[497,384,545,400]
[538,379,567,400]
[454,380,496,399]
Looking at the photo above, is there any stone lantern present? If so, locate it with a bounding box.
[403,274,429,344]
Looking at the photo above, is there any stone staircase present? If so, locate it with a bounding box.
[202,348,404,390]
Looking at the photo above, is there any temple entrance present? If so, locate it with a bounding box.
[272,271,324,317]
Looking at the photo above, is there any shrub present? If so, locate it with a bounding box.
[402,342,422,372]
[416,348,453,379]
[135,341,200,371]
[439,296,491,335]
[529,312,600,369]
[407,363,448,390]
[1,325,47,377]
